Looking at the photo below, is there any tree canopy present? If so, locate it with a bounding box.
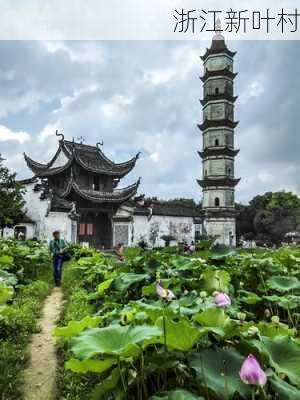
[237,191,300,244]
[0,155,25,231]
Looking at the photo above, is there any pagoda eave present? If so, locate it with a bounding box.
[200,48,237,62]
[200,69,238,82]
[200,95,238,106]
[198,147,240,159]
[205,208,238,219]
[197,177,241,188]
[198,119,239,131]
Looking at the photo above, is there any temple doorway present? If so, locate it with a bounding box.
[78,212,112,249]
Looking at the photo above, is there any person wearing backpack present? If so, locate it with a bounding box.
[49,230,66,286]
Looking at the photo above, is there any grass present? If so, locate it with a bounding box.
[0,263,52,400]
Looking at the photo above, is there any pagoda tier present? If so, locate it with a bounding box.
[200,94,238,107]
[200,33,236,62]
[197,119,239,131]
[24,139,140,179]
[205,208,237,219]
[197,177,240,188]
[198,147,240,158]
[200,68,238,82]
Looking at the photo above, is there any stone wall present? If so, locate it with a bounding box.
[204,217,236,246]
[132,214,198,247]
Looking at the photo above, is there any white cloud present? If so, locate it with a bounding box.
[38,122,61,142]
[240,78,265,104]
[42,41,104,63]
[0,91,43,118]
[100,95,133,118]
[0,125,31,144]
[54,84,99,113]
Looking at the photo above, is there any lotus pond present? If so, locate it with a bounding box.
[55,245,300,400]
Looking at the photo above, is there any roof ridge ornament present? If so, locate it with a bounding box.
[96,141,104,148]
[55,130,64,142]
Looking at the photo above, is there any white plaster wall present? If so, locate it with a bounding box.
[132,215,197,247]
[43,212,73,244]
[204,217,236,246]
[22,182,49,239]
[3,224,36,239]
[21,182,74,244]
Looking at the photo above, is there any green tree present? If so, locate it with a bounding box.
[237,192,300,244]
[0,155,25,234]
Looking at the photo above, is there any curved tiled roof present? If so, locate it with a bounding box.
[60,170,141,204]
[24,139,140,178]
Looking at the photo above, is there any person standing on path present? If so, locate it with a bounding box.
[49,230,66,286]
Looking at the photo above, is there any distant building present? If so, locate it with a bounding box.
[197,20,240,246]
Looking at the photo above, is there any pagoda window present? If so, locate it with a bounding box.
[215,87,219,95]
[215,139,219,146]
[214,197,220,207]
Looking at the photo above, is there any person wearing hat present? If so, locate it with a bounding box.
[49,230,66,286]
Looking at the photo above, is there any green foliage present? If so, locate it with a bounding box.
[237,191,300,243]
[0,239,51,399]
[0,155,25,229]
[56,244,300,399]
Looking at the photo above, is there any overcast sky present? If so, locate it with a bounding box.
[0,40,299,204]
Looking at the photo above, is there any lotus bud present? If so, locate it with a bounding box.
[200,290,207,298]
[237,312,246,321]
[184,289,189,295]
[156,281,175,301]
[264,309,271,318]
[271,316,280,324]
[240,282,244,288]
[239,354,267,386]
[214,292,231,308]
[247,326,259,336]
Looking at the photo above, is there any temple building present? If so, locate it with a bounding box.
[9,132,202,248]
[21,132,140,248]
[197,21,240,246]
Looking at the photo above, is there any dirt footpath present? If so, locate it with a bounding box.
[23,287,63,400]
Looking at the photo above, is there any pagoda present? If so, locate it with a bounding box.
[24,131,140,248]
[197,20,240,246]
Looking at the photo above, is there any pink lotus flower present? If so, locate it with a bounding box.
[214,292,231,308]
[239,354,267,386]
[156,281,175,301]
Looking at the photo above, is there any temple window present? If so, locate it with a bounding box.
[86,223,94,236]
[93,176,100,191]
[215,139,219,146]
[214,197,220,207]
[215,87,219,95]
